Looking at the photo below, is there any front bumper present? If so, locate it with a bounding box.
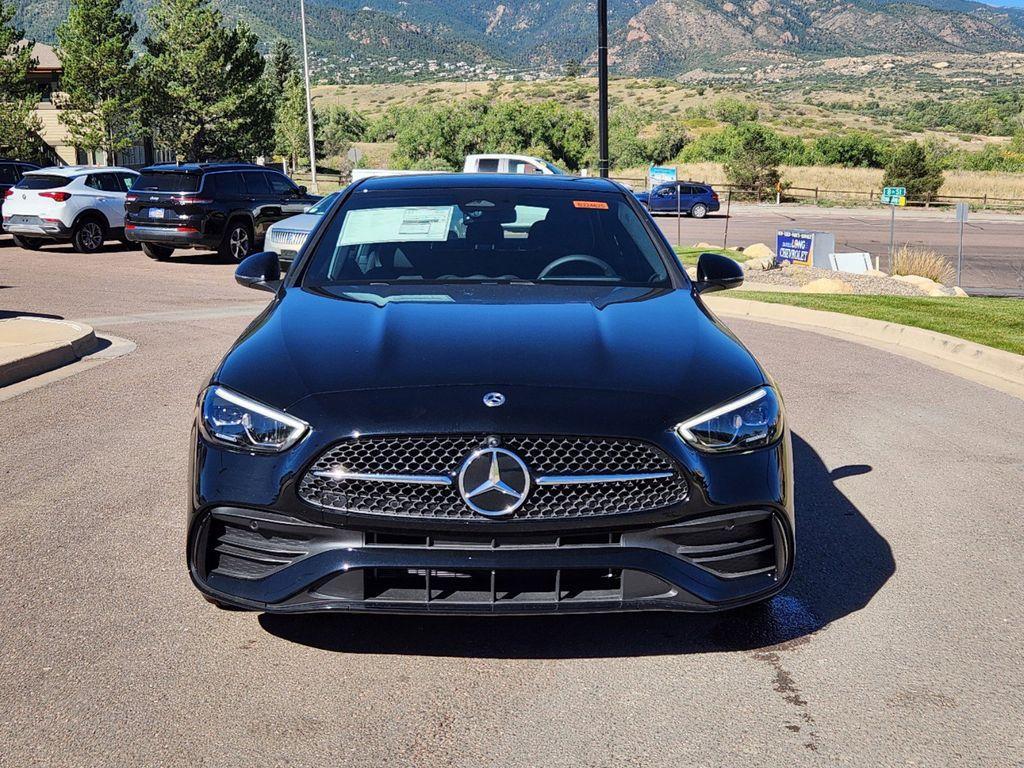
[190,505,791,614]
[187,427,794,614]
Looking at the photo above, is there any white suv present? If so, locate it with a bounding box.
[2,166,139,253]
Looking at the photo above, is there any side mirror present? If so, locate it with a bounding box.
[235,251,282,293]
[694,252,743,294]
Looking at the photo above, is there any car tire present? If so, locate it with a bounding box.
[142,242,174,260]
[11,234,43,250]
[72,217,106,253]
[220,220,254,262]
[690,203,708,219]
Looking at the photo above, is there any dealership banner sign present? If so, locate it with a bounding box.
[775,229,836,269]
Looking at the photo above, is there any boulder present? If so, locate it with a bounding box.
[893,274,941,295]
[743,256,775,271]
[744,243,775,261]
[799,277,854,294]
[953,286,969,297]
[865,269,888,277]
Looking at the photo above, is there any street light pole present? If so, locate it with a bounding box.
[299,0,319,193]
[597,0,609,178]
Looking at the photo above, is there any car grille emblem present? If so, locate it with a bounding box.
[482,392,505,407]
[457,447,530,517]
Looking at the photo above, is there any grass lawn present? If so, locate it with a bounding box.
[674,246,748,267]
[736,291,1024,356]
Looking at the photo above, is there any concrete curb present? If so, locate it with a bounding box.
[0,317,100,388]
[706,295,1024,400]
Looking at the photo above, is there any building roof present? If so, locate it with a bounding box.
[26,41,61,72]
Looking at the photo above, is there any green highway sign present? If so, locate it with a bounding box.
[882,186,907,206]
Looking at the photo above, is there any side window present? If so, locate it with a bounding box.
[206,172,243,196]
[87,173,121,192]
[242,171,271,195]
[476,158,499,173]
[117,173,137,191]
[0,164,16,185]
[266,172,297,196]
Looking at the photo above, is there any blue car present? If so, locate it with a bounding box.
[634,181,720,218]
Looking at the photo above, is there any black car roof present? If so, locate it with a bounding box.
[140,162,266,174]
[355,173,623,194]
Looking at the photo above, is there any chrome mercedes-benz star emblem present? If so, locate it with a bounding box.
[457,447,530,517]
[482,392,505,407]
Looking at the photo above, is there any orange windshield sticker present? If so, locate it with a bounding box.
[573,200,609,210]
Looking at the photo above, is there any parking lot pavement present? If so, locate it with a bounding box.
[1,238,1022,766]
[654,203,1024,295]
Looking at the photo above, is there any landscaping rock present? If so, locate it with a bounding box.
[743,256,775,271]
[744,243,775,261]
[799,277,854,294]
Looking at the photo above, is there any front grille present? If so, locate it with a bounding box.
[313,567,675,605]
[298,435,689,520]
[269,229,307,246]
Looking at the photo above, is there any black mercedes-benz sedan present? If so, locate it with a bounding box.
[188,173,793,614]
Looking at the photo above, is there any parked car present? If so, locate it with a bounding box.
[0,159,40,223]
[2,165,138,252]
[264,190,342,267]
[350,154,567,182]
[124,163,319,261]
[634,181,720,218]
[187,173,793,615]
[463,154,567,175]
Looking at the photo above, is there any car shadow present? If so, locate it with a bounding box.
[258,433,895,657]
[0,310,64,320]
[165,251,234,265]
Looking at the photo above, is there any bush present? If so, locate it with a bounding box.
[892,245,955,285]
[883,141,943,201]
[318,104,368,157]
[712,97,759,125]
[723,122,783,198]
[812,131,891,168]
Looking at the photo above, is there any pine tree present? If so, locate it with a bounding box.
[0,0,42,159]
[142,0,274,161]
[269,39,297,93]
[55,0,143,164]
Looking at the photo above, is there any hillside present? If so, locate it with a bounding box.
[12,0,1024,79]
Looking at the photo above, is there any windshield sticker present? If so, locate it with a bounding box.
[573,200,609,210]
[339,206,455,245]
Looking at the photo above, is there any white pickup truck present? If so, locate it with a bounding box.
[351,154,567,182]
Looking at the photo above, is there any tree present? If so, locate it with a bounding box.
[319,104,367,157]
[274,72,313,172]
[142,0,273,161]
[723,122,783,199]
[55,0,143,164]
[564,59,581,79]
[883,141,943,201]
[268,39,297,93]
[0,0,42,160]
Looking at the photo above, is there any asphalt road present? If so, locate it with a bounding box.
[1,238,1022,767]
[654,203,1024,295]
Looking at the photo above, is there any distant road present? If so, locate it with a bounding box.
[653,203,1024,296]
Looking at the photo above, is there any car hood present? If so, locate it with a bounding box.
[215,284,766,432]
[268,213,319,234]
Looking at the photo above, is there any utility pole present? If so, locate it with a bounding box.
[597,0,609,178]
[299,0,319,193]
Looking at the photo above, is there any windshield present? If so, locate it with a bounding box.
[302,188,671,287]
[307,191,342,215]
[543,161,567,175]
[134,172,200,193]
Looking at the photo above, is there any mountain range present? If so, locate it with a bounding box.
[13,0,1024,77]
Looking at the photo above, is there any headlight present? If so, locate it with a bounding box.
[199,386,308,453]
[675,387,782,454]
